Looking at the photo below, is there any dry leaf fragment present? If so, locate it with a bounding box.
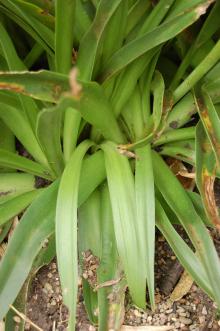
[170,270,193,302]
[120,326,174,331]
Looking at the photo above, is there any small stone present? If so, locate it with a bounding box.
[134,309,141,317]
[166,309,173,313]
[47,272,53,278]
[13,316,21,323]
[50,299,56,306]
[218,320,220,326]
[202,306,207,315]
[44,282,53,292]
[177,307,185,313]
[147,316,152,322]
[179,317,192,325]
[179,312,187,317]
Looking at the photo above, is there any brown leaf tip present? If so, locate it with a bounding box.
[196,0,215,18]
[69,68,82,99]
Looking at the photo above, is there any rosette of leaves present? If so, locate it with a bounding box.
[0,1,220,330]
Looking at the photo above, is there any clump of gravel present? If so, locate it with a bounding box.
[125,286,220,330]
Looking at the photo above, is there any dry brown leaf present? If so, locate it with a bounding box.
[170,270,193,302]
[120,326,173,331]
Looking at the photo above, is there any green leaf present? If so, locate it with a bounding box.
[194,87,220,165]
[0,0,54,51]
[97,184,119,330]
[0,103,49,168]
[36,104,64,176]
[0,181,58,320]
[78,188,102,324]
[55,0,75,74]
[102,141,146,308]
[0,172,35,198]
[195,122,220,229]
[152,151,220,307]
[100,4,208,82]
[173,40,220,103]
[0,189,42,227]
[135,144,155,309]
[56,140,93,330]
[155,199,214,299]
[154,127,195,147]
[0,148,53,180]
[77,0,123,80]
[63,107,81,163]
[0,70,69,103]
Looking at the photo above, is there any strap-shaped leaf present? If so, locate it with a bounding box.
[97,184,119,330]
[155,199,213,299]
[56,140,93,330]
[102,141,146,308]
[135,144,155,309]
[0,148,53,180]
[36,104,64,177]
[55,0,75,74]
[152,151,220,307]
[78,188,101,324]
[100,3,209,81]
[0,181,58,320]
[0,189,42,227]
[195,122,220,230]
[195,87,220,165]
[173,40,220,102]
[0,103,49,168]
[77,0,123,80]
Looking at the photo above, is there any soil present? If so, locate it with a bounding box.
[22,230,220,331]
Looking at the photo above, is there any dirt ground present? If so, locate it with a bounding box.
[23,229,220,331]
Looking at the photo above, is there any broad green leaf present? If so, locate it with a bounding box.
[100,4,208,82]
[0,148,53,180]
[170,0,220,89]
[0,150,106,320]
[152,151,220,307]
[0,181,58,320]
[0,103,49,168]
[154,127,195,147]
[102,141,146,308]
[0,189,42,227]
[97,184,119,330]
[0,4,53,55]
[165,93,196,131]
[78,151,106,205]
[36,104,64,176]
[63,107,81,163]
[78,188,101,324]
[195,122,220,229]
[135,144,155,309]
[159,140,195,165]
[0,70,68,103]
[187,191,212,227]
[0,0,54,51]
[77,0,123,80]
[55,0,75,74]
[0,173,35,198]
[155,199,214,299]
[56,140,93,330]
[194,87,220,165]
[173,40,220,103]
[0,21,39,128]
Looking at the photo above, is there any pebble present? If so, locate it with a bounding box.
[218,320,220,326]
[44,282,53,292]
[13,316,21,323]
[179,317,192,325]
[202,306,207,315]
